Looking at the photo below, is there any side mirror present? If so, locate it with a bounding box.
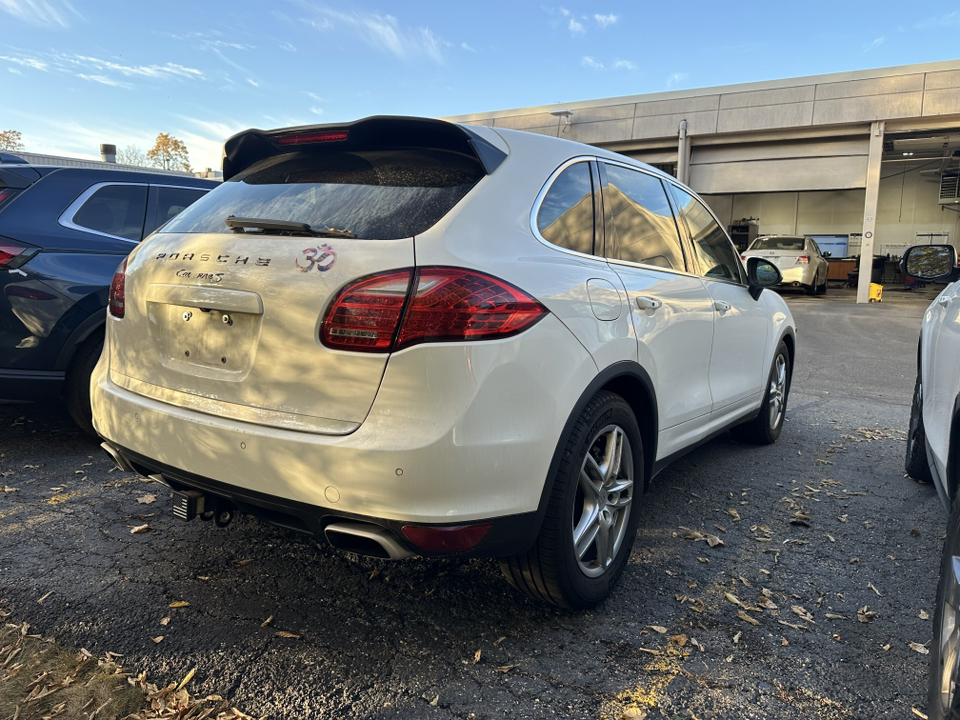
[899,245,960,282]
[823,251,832,258]
[746,257,782,300]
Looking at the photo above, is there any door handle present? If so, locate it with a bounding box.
[635,296,662,311]
[714,301,731,313]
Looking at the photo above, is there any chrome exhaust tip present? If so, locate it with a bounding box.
[325,522,414,560]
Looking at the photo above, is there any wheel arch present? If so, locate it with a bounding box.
[947,393,960,503]
[510,361,658,557]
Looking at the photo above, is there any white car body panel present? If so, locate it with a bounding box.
[922,280,960,492]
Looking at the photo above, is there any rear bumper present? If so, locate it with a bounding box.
[777,266,815,286]
[103,439,539,558]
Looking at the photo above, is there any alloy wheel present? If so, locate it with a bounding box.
[573,424,634,578]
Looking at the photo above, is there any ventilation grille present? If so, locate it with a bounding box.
[941,175,960,204]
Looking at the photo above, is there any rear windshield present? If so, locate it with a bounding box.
[752,237,804,251]
[161,149,484,239]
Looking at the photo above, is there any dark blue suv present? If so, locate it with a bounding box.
[0,158,216,435]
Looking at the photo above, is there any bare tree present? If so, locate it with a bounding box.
[0,130,25,152]
[116,144,148,167]
[147,133,191,172]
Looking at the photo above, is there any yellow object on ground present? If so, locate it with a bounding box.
[868,283,883,302]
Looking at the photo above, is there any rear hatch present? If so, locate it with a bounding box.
[745,237,806,270]
[108,117,506,434]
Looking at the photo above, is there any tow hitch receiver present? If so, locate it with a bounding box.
[173,490,205,521]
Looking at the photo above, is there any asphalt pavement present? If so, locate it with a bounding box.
[0,281,948,719]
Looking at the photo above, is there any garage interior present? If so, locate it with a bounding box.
[447,60,960,302]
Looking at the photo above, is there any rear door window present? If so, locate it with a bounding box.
[72,184,148,241]
[535,161,596,255]
[162,149,485,240]
[147,186,208,235]
[602,163,685,270]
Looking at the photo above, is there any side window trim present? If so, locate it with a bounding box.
[597,159,694,276]
[58,181,148,243]
[530,156,602,260]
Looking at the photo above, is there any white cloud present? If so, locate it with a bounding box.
[613,59,637,71]
[76,73,132,88]
[862,36,884,52]
[0,0,82,28]
[582,56,603,70]
[305,91,325,102]
[461,42,476,52]
[8,67,21,74]
[569,18,585,34]
[594,13,617,27]
[298,4,447,63]
[247,78,259,87]
[279,41,297,52]
[559,6,570,16]
[914,11,960,29]
[666,72,688,88]
[0,55,48,71]
[310,106,324,116]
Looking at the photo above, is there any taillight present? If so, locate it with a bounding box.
[796,255,810,265]
[0,188,19,208]
[108,259,127,318]
[321,267,547,353]
[0,239,34,269]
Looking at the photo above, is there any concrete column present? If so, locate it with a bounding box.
[677,120,690,185]
[856,121,884,304]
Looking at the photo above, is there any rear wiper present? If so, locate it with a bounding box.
[225,216,355,238]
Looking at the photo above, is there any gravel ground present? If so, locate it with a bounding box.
[0,284,946,719]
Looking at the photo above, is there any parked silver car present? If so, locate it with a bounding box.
[741,235,830,295]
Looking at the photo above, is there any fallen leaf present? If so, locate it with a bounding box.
[473,648,482,664]
[160,617,171,626]
[130,524,152,534]
[169,601,190,608]
[733,631,742,644]
[690,638,705,652]
[909,642,930,655]
[791,606,815,624]
[493,664,518,673]
[867,582,882,596]
[493,636,506,647]
[261,615,274,628]
[623,709,647,720]
[826,534,836,542]
[648,625,668,634]
[857,606,877,623]
[136,494,157,505]
[725,593,743,607]
[671,634,688,647]
[737,611,760,626]
[781,637,789,646]
[920,610,930,620]
[275,631,300,639]
[151,636,164,643]
[825,613,846,620]
[176,667,196,691]
[37,591,53,604]
[727,508,741,522]
[913,707,930,719]
[196,576,211,581]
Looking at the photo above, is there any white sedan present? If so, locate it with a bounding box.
[92,115,796,609]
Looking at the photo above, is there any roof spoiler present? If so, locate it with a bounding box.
[222,116,507,181]
[0,153,28,165]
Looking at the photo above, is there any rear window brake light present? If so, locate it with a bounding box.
[273,131,349,146]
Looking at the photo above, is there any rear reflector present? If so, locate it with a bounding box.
[108,258,127,318]
[401,523,492,553]
[321,267,547,353]
[274,131,349,146]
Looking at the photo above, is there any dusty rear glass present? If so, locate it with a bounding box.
[161,149,485,240]
[752,237,805,251]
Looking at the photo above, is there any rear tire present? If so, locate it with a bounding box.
[906,374,933,482]
[499,391,643,609]
[730,340,790,445]
[65,332,103,439]
[928,493,960,719]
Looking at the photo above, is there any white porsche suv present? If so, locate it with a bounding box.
[901,245,960,718]
[92,116,795,609]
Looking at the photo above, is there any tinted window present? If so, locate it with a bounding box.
[536,162,595,255]
[604,164,684,270]
[670,186,744,283]
[73,184,147,241]
[149,187,207,235]
[163,149,484,240]
[752,237,804,251]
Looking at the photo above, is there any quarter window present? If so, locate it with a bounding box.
[536,162,595,255]
[603,164,684,270]
[670,186,744,283]
[72,184,148,241]
[149,187,207,235]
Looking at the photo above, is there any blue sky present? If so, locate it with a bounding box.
[1,0,959,172]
